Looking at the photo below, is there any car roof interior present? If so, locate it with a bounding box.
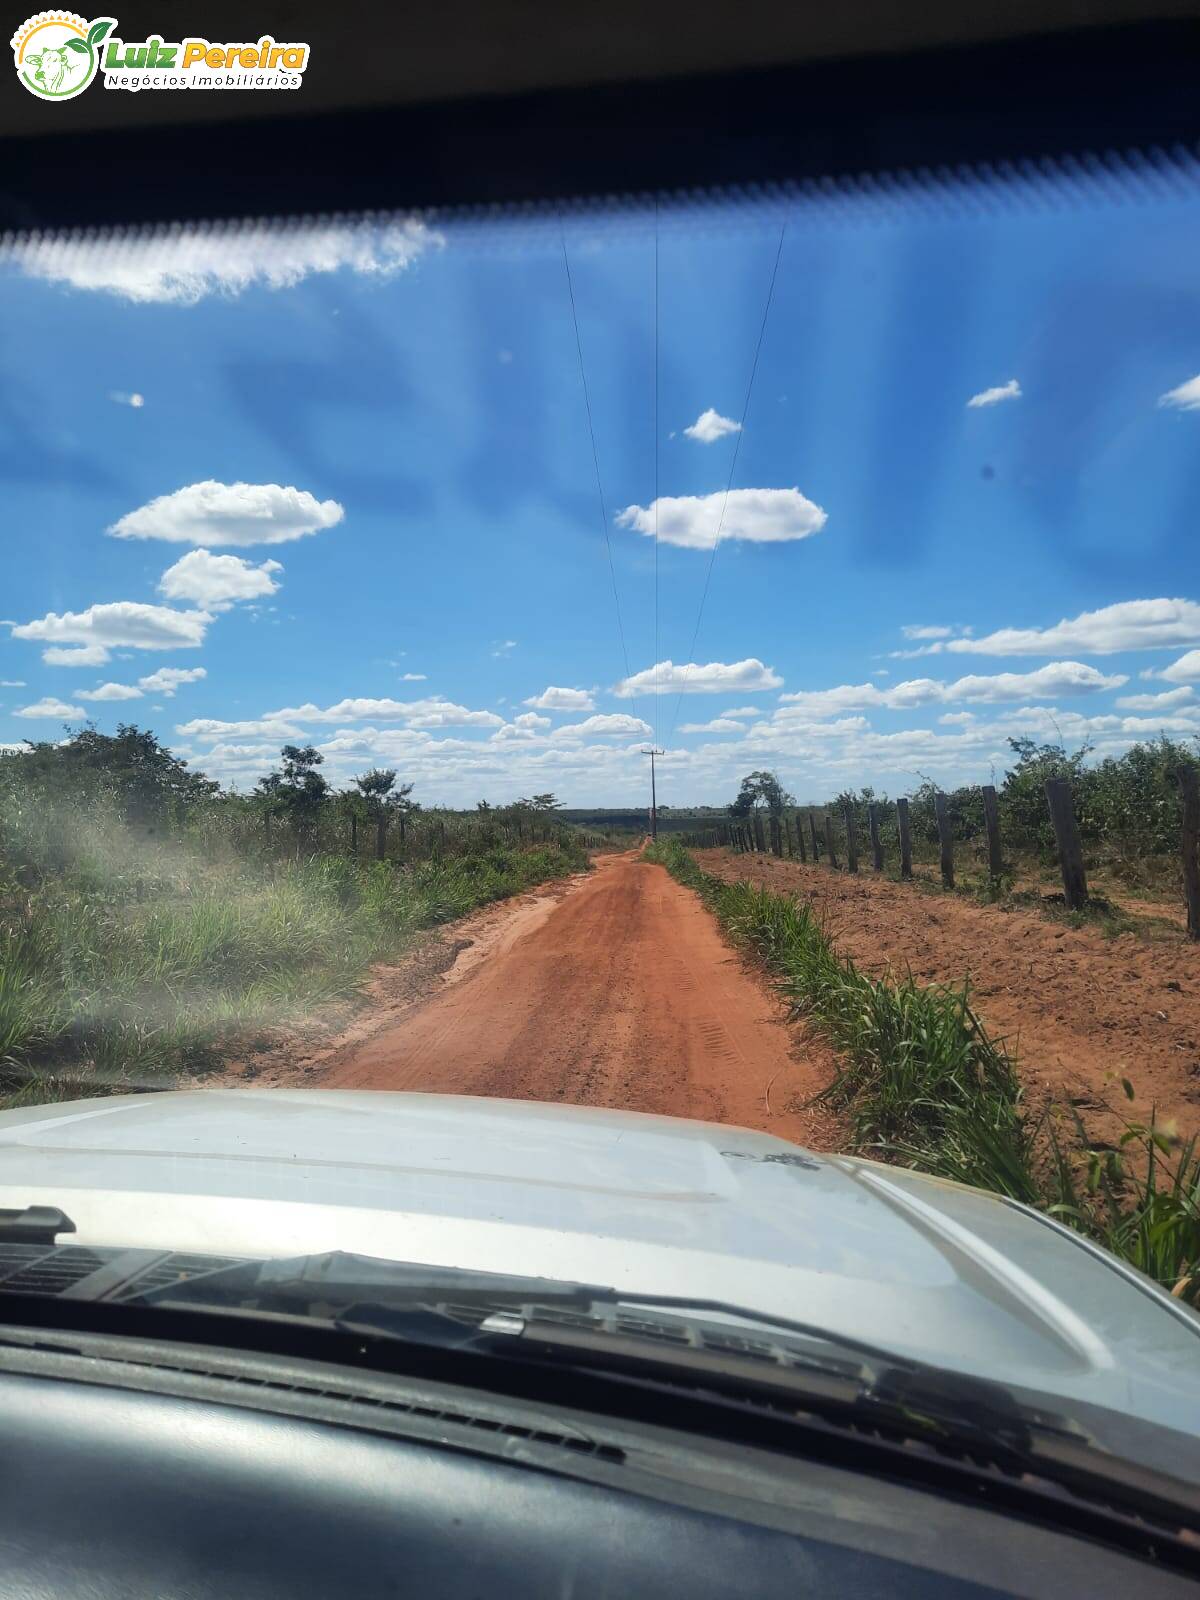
[3,0,1198,228]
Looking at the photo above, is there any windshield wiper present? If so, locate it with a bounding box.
[137,1251,902,1365]
[0,1206,76,1245]
[5,1245,1199,1542]
[136,1250,1200,1536]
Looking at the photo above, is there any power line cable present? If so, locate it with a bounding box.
[665,224,787,747]
[560,222,641,729]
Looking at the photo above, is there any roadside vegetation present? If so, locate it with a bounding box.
[646,836,1200,1308]
[0,727,589,1103]
[714,737,1200,929]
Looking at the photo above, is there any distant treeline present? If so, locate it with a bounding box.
[558,808,726,832]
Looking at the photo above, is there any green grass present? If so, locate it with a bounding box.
[0,822,586,1103]
[647,837,1200,1306]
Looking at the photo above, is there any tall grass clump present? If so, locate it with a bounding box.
[646,837,1200,1305]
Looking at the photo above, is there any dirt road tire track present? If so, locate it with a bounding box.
[311,852,841,1149]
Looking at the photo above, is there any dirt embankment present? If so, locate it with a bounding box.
[694,848,1200,1149]
[228,852,843,1151]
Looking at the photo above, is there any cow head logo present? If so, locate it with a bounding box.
[11,12,115,100]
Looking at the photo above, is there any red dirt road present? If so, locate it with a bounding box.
[315,853,840,1148]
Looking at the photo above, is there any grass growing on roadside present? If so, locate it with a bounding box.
[0,817,586,1104]
[646,837,1200,1305]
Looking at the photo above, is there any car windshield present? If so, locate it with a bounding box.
[2,157,1199,1467]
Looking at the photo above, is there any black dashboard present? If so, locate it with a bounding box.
[0,1325,1193,1599]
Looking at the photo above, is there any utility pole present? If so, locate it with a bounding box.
[642,746,664,840]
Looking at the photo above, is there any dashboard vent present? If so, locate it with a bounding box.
[0,1246,110,1296]
[112,1253,247,1301]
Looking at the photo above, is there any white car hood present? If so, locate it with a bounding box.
[0,1088,1196,1435]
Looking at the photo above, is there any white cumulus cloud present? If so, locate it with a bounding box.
[492,711,553,742]
[137,667,207,697]
[158,549,283,610]
[177,717,307,742]
[682,407,741,443]
[262,697,504,729]
[400,672,426,682]
[550,714,653,741]
[933,663,1126,703]
[109,481,343,547]
[523,686,595,711]
[40,645,111,667]
[899,599,1200,658]
[617,487,826,550]
[615,659,783,698]
[76,682,144,702]
[1158,374,1200,411]
[6,217,442,305]
[967,378,1021,408]
[1115,686,1195,710]
[109,391,145,408]
[776,683,885,716]
[677,718,746,734]
[14,697,84,719]
[1162,650,1200,684]
[11,602,212,666]
[778,662,1124,716]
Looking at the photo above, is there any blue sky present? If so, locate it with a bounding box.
[3,178,1200,807]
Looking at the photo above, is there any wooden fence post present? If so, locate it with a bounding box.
[809,812,821,862]
[1044,778,1088,910]
[795,811,807,863]
[934,792,954,888]
[376,814,387,861]
[753,812,766,853]
[823,813,840,869]
[981,784,1003,879]
[782,813,793,857]
[1177,767,1200,940]
[844,804,859,873]
[770,813,782,856]
[896,798,912,880]
[868,803,883,872]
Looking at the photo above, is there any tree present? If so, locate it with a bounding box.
[1000,737,1092,854]
[393,783,419,841]
[729,770,793,818]
[335,786,367,854]
[1,724,216,828]
[256,744,330,845]
[353,768,414,859]
[519,793,562,812]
